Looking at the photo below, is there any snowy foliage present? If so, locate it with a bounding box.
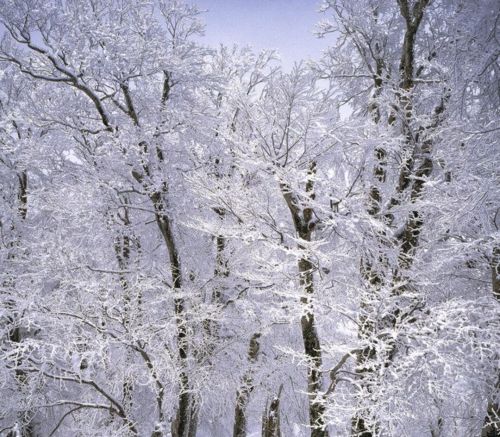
[0,1,498,436]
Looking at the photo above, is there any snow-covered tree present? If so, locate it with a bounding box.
[0,0,498,436]
[317,0,500,435]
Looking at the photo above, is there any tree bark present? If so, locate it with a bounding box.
[482,246,500,436]
[6,169,35,437]
[262,386,283,437]
[280,162,328,437]
[233,333,262,437]
[353,3,432,434]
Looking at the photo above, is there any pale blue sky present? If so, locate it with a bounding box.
[193,0,331,68]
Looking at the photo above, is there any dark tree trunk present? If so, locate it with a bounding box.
[130,173,196,437]
[233,333,261,437]
[262,386,282,437]
[7,170,35,437]
[482,246,500,436]
[353,2,432,435]
[280,162,328,437]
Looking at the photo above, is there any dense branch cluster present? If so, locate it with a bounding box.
[0,1,498,436]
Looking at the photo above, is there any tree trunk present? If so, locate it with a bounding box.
[352,3,432,434]
[131,169,196,437]
[262,386,282,437]
[7,170,35,437]
[233,333,261,437]
[113,196,135,414]
[482,246,500,436]
[280,162,328,437]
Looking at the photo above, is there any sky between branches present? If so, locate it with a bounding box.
[193,0,330,68]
